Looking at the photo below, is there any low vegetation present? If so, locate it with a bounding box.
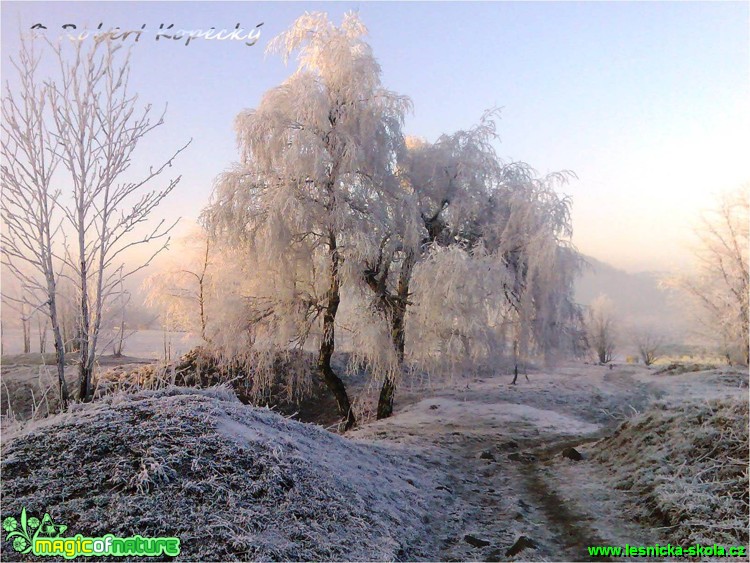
[593,397,749,546]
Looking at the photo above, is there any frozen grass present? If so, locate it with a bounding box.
[1,386,436,561]
[0,363,75,423]
[593,397,749,547]
[94,349,350,428]
[94,361,178,397]
[653,362,720,375]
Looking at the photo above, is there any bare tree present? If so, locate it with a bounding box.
[47,39,190,401]
[194,238,211,343]
[37,315,49,354]
[56,274,80,354]
[20,292,31,354]
[1,38,70,407]
[587,294,617,364]
[633,326,664,366]
[144,226,213,342]
[674,188,749,365]
[3,36,188,402]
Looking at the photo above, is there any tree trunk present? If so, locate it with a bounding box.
[21,300,31,353]
[377,378,396,419]
[598,345,609,364]
[377,249,414,420]
[114,313,125,357]
[374,203,448,418]
[38,318,48,354]
[22,318,30,354]
[78,251,92,402]
[199,282,207,343]
[46,280,69,410]
[40,204,69,409]
[52,319,69,410]
[741,304,749,366]
[319,231,356,430]
[200,237,209,343]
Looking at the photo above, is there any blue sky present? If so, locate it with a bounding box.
[2,1,748,272]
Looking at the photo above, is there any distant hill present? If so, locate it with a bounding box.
[574,256,690,339]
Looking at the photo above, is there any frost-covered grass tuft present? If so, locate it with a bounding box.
[94,362,178,396]
[652,362,719,376]
[593,397,749,547]
[1,386,435,561]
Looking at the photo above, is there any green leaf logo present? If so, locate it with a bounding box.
[3,508,66,554]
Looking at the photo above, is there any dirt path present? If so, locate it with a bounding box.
[422,433,614,561]
[353,365,665,561]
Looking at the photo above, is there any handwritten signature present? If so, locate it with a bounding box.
[30,22,264,47]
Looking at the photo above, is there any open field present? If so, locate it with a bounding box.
[0,328,203,360]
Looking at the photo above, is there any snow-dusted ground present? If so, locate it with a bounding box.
[1,330,202,419]
[1,355,747,561]
[2,387,444,561]
[352,362,749,561]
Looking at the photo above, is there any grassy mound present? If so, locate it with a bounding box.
[593,397,749,546]
[1,387,435,561]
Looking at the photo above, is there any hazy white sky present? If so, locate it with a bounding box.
[2,1,748,273]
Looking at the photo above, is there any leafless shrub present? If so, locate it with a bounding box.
[633,327,665,366]
[586,295,617,363]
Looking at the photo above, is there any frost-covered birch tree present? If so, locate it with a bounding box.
[204,12,410,429]
[363,112,582,417]
[405,159,582,371]
[674,187,749,365]
[204,14,582,424]
[360,115,502,417]
[48,38,190,401]
[1,38,70,407]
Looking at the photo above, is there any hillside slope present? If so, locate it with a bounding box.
[1,387,439,561]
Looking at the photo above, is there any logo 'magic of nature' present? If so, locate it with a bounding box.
[3,508,180,559]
